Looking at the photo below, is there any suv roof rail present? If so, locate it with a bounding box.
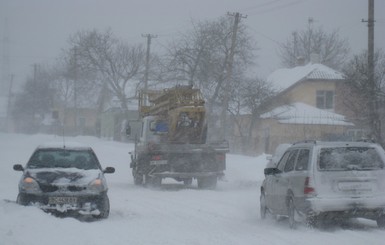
[355,138,376,143]
[292,140,317,145]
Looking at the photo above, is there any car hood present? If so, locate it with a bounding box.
[26,168,101,186]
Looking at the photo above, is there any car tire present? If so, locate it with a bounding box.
[197,176,217,189]
[377,215,385,228]
[183,178,193,186]
[260,193,267,220]
[94,194,110,219]
[151,177,162,187]
[16,193,29,206]
[133,170,144,185]
[287,197,297,229]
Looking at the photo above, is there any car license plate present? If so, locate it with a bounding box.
[150,160,168,165]
[48,196,78,205]
[338,182,372,191]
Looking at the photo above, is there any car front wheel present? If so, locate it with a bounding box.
[94,194,110,219]
[16,193,30,206]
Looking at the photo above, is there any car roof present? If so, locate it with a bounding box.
[291,140,379,148]
[36,141,93,151]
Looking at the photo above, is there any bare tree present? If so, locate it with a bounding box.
[279,25,350,70]
[228,77,276,153]
[12,65,55,133]
[163,16,257,139]
[68,29,146,120]
[52,49,100,109]
[342,49,385,144]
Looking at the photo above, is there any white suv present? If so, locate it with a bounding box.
[260,140,385,228]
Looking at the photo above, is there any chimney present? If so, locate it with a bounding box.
[296,56,305,66]
[310,53,320,64]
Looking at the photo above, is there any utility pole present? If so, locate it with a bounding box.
[142,34,157,95]
[6,74,13,132]
[73,46,78,133]
[1,18,10,97]
[362,0,380,142]
[292,31,298,61]
[220,12,247,140]
[307,17,315,62]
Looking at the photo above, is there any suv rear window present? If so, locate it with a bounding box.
[318,147,384,171]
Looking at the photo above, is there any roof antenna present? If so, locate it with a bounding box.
[61,122,66,149]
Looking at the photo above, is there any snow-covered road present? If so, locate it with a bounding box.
[0,133,383,245]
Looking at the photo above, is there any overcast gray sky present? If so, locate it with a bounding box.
[1,0,384,87]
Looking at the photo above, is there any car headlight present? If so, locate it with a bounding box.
[88,178,107,192]
[20,177,41,193]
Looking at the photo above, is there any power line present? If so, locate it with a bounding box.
[243,0,309,16]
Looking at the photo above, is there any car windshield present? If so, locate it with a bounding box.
[27,149,100,170]
[318,146,385,171]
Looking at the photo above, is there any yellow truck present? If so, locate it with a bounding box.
[129,85,229,188]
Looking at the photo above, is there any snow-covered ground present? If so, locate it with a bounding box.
[0,133,383,245]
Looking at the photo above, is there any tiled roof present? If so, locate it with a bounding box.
[267,63,345,92]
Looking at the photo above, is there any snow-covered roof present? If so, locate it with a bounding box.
[267,63,345,92]
[260,102,353,126]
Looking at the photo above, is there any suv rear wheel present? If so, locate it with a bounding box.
[287,197,297,229]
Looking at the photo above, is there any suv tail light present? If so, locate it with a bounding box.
[216,154,225,162]
[304,177,315,196]
[151,155,162,161]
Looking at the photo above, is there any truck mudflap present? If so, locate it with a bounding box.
[151,171,224,178]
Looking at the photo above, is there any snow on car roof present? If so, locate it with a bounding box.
[292,140,379,148]
[36,141,92,150]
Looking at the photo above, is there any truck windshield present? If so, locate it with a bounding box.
[318,147,385,171]
[150,121,168,133]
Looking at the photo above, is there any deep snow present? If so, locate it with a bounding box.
[0,133,384,245]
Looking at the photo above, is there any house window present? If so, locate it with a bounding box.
[78,117,86,128]
[316,90,334,109]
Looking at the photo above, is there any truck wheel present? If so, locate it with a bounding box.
[183,178,193,186]
[145,175,162,187]
[377,215,385,228]
[197,176,217,189]
[151,177,162,187]
[133,172,144,185]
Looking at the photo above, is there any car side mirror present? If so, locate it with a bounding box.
[264,167,281,176]
[103,167,115,174]
[13,164,24,171]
